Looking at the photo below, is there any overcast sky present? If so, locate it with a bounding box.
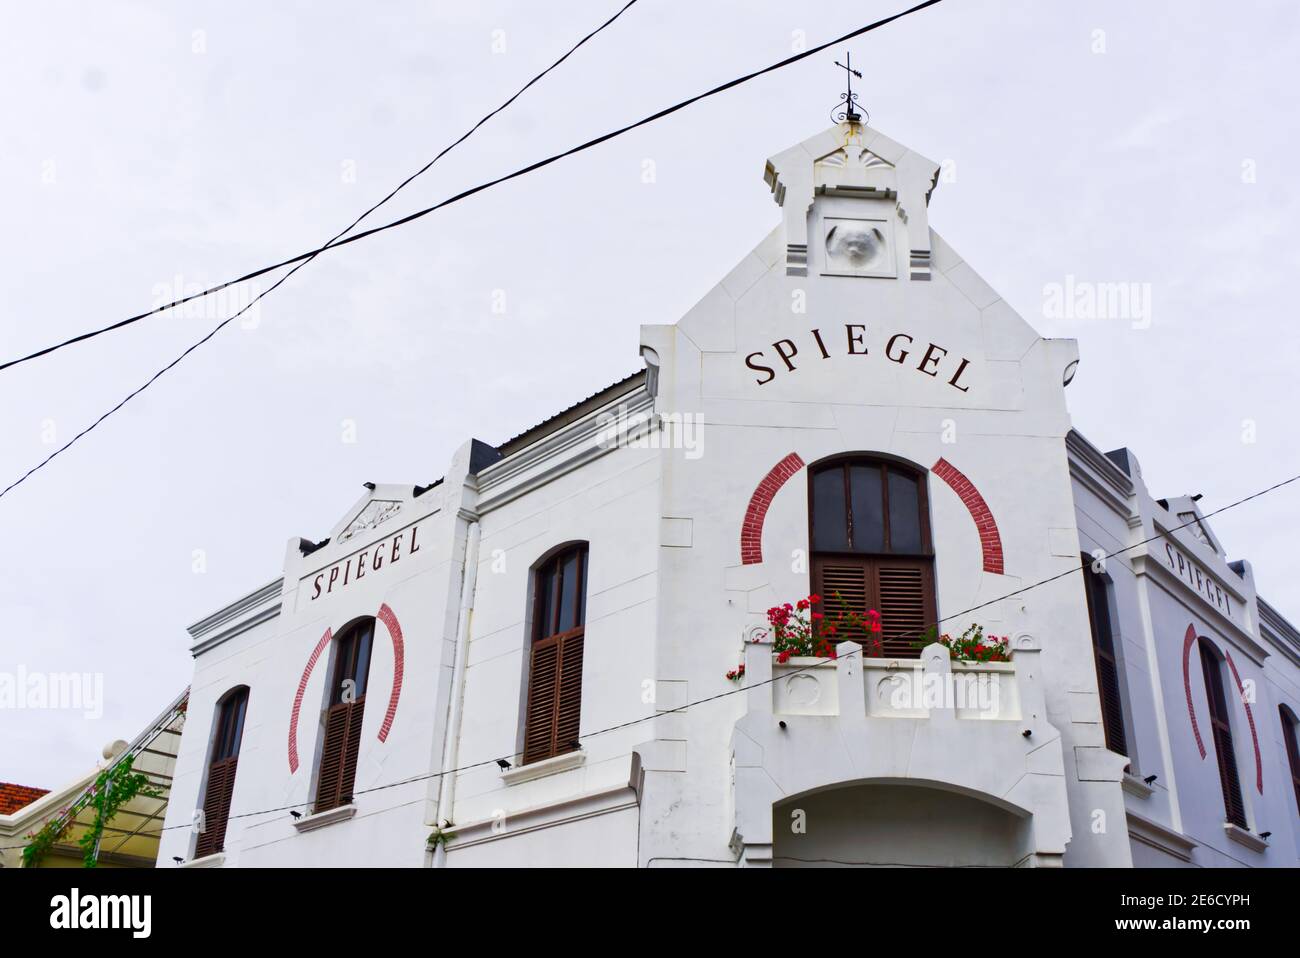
[2,0,1297,789]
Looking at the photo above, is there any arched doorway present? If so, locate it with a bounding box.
[773,781,1032,867]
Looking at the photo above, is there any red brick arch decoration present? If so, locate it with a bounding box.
[288,602,405,773]
[931,457,1004,575]
[740,453,806,566]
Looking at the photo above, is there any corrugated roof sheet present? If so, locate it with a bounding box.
[495,370,645,457]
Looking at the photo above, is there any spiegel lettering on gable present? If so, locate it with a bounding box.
[744,324,973,393]
[309,523,422,601]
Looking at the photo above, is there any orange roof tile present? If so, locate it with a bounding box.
[0,782,49,815]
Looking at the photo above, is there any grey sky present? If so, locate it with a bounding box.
[2,0,1296,789]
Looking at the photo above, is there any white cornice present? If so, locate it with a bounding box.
[1066,429,1134,517]
[187,577,284,657]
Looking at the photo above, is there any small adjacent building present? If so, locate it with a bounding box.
[156,118,1300,867]
[2,692,186,868]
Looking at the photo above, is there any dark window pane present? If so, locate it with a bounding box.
[558,550,579,633]
[887,469,922,553]
[578,550,588,627]
[1086,570,1115,653]
[352,625,373,699]
[812,467,850,552]
[536,564,555,640]
[849,465,885,552]
[222,692,247,760]
[229,697,246,758]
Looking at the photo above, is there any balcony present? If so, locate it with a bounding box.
[730,637,1072,867]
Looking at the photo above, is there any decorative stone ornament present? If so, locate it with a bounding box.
[764,120,939,280]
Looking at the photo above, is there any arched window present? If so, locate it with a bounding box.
[315,618,374,813]
[196,686,249,857]
[1081,555,1129,761]
[808,456,935,657]
[523,544,588,765]
[1198,638,1246,828]
[1280,705,1300,816]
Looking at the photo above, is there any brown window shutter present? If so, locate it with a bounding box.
[1094,653,1128,758]
[315,699,366,813]
[338,697,365,806]
[1081,562,1128,758]
[873,559,933,658]
[195,757,237,857]
[812,557,934,658]
[554,634,584,751]
[522,641,560,764]
[814,558,871,620]
[523,633,587,765]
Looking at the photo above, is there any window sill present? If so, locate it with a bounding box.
[292,803,357,833]
[1120,772,1154,799]
[501,750,586,786]
[179,852,226,868]
[1223,823,1267,853]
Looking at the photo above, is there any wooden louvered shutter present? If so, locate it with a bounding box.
[873,560,933,658]
[315,697,365,813]
[522,633,583,764]
[814,557,871,627]
[195,757,236,857]
[554,634,584,751]
[812,557,934,657]
[1200,642,1247,828]
[523,642,559,764]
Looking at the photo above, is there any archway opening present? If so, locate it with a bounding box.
[773,781,1031,867]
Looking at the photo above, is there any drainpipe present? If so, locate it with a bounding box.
[432,517,480,867]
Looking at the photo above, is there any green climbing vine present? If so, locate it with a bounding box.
[22,754,161,868]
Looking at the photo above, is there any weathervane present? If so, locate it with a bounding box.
[831,52,865,124]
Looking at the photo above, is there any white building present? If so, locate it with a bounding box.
[157,119,1300,868]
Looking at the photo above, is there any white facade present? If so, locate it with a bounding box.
[157,120,1300,868]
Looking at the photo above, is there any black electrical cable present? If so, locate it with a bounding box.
[0,0,943,376]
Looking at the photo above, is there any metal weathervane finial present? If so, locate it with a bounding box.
[832,51,866,125]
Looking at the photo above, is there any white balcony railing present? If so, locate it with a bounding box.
[768,649,1021,721]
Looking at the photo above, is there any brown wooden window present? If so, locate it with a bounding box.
[315,618,374,813]
[1199,639,1247,828]
[195,686,248,857]
[1281,705,1300,817]
[1081,556,1129,760]
[809,457,936,658]
[522,544,588,765]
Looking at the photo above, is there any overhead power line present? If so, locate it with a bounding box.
[1,0,945,383]
[0,0,656,499]
[1,0,646,374]
[4,464,1293,852]
[1,1,947,502]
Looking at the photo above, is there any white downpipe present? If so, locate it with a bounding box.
[433,518,480,867]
